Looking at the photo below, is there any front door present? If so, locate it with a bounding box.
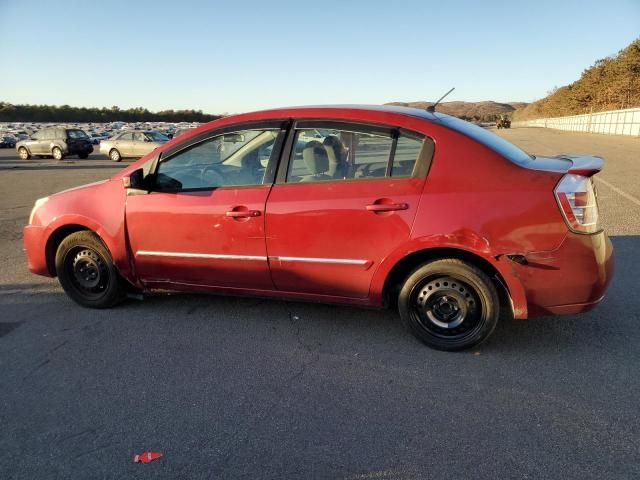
[28,129,48,155]
[126,126,286,290]
[265,122,430,298]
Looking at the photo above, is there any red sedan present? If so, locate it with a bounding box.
[23,106,614,350]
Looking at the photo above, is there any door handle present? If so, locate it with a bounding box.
[366,202,409,212]
[226,209,261,218]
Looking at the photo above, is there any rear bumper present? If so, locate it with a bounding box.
[512,230,614,317]
[23,225,53,277]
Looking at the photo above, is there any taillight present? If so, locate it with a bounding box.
[554,174,601,234]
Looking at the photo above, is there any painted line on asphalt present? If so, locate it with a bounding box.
[595,177,640,207]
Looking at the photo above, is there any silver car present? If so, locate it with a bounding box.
[99,130,169,162]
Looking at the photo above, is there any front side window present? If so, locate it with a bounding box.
[286,126,425,183]
[155,129,280,191]
[133,132,146,142]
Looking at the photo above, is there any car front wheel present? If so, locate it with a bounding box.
[55,231,127,308]
[398,259,500,351]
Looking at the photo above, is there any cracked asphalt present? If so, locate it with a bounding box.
[1,128,640,479]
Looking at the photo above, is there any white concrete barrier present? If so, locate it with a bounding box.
[513,107,640,136]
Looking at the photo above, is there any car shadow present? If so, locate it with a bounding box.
[3,236,636,356]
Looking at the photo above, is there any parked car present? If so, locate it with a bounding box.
[23,105,614,351]
[0,136,17,148]
[89,132,110,145]
[99,130,169,161]
[16,128,93,160]
[497,116,511,129]
[174,127,194,138]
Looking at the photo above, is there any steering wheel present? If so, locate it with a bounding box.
[201,165,225,187]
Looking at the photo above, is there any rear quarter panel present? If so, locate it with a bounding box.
[369,122,567,317]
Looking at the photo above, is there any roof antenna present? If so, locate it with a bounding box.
[426,87,455,112]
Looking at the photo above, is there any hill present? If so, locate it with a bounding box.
[386,101,526,121]
[513,37,640,120]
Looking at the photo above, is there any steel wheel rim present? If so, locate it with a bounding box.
[64,246,110,298]
[409,275,484,340]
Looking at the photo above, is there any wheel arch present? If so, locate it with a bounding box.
[378,246,525,318]
[45,224,95,276]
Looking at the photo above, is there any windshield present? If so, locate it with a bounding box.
[146,131,169,142]
[67,129,89,139]
[436,115,533,165]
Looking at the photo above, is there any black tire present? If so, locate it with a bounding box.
[109,148,122,162]
[18,147,30,160]
[398,259,499,351]
[52,146,64,161]
[78,153,89,159]
[55,231,127,308]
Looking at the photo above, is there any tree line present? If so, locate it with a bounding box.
[514,38,640,120]
[0,102,222,123]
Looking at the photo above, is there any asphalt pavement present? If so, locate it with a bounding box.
[0,128,639,479]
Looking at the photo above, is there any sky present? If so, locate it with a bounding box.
[0,0,639,114]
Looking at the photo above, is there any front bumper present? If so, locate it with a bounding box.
[511,230,614,317]
[23,225,53,277]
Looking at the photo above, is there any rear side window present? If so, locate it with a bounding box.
[285,126,427,183]
[118,133,133,141]
[392,134,423,177]
[67,129,88,139]
[436,115,532,166]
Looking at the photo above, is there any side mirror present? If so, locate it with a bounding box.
[122,168,145,190]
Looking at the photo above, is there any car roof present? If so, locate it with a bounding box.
[256,104,444,122]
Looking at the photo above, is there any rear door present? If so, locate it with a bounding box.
[265,121,432,298]
[116,132,135,156]
[132,132,149,157]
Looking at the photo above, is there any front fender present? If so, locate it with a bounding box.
[32,179,135,284]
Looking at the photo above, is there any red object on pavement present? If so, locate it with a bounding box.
[133,451,162,464]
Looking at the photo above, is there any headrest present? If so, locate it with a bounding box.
[302,141,329,174]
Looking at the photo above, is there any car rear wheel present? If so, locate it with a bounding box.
[398,259,499,351]
[109,149,122,162]
[52,147,63,160]
[55,231,127,308]
[18,147,30,160]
